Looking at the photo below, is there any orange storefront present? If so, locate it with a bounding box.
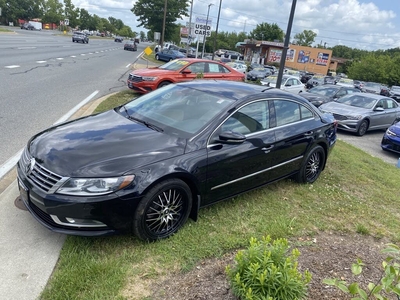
[241,41,333,75]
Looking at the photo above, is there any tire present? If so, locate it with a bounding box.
[158,81,171,89]
[132,179,192,241]
[295,145,325,184]
[357,120,368,136]
[169,58,173,61]
[155,54,160,60]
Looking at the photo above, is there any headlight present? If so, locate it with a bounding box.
[57,175,135,196]
[142,76,158,81]
[386,128,397,137]
[346,115,363,120]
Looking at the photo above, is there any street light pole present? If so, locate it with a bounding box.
[201,3,213,58]
[211,0,222,61]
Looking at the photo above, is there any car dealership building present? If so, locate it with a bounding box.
[239,40,334,75]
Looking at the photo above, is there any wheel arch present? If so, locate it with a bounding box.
[137,171,201,221]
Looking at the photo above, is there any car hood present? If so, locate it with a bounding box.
[28,110,186,177]
[301,93,331,103]
[131,67,178,76]
[319,102,369,115]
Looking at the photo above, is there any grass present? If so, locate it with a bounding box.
[0,28,12,32]
[39,91,400,300]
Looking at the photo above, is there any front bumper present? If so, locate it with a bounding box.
[381,135,400,154]
[16,158,140,236]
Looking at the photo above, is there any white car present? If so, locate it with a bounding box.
[261,75,305,94]
[225,62,247,73]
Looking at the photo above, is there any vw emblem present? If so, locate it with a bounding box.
[26,158,36,175]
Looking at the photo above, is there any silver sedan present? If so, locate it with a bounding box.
[319,93,400,136]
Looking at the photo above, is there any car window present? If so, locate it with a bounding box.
[220,101,269,135]
[274,100,313,126]
[185,62,205,74]
[384,99,398,109]
[207,63,228,73]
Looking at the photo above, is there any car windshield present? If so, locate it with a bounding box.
[253,68,267,72]
[364,82,381,89]
[120,84,234,136]
[263,76,278,84]
[336,95,377,109]
[309,86,338,96]
[392,86,400,92]
[338,78,353,84]
[159,59,189,71]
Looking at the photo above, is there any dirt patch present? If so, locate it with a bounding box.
[150,232,396,299]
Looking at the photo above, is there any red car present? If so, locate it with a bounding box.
[127,58,245,94]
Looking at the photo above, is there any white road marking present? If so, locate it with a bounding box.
[5,65,20,69]
[88,52,93,54]
[56,58,64,60]
[0,90,100,180]
[36,61,47,64]
[70,55,76,58]
[80,54,86,56]
[126,63,131,68]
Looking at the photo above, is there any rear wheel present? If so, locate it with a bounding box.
[295,145,325,184]
[132,179,192,241]
[155,54,160,60]
[357,120,368,136]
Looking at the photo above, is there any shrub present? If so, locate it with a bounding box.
[323,243,400,299]
[226,236,311,300]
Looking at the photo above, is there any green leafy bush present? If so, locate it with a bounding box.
[226,236,311,300]
[323,243,400,299]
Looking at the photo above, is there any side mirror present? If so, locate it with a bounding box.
[181,69,192,74]
[218,131,246,144]
[374,107,384,111]
[285,83,291,87]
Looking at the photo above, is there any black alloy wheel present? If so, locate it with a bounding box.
[158,81,171,89]
[295,145,325,184]
[357,120,368,136]
[133,179,192,241]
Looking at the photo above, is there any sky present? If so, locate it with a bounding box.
[71,0,400,51]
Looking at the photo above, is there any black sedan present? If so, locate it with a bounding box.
[300,85,361,107]
[17,81,337,241]
[246,68,271,81]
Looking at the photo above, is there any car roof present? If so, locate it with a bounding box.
[174,80,310,104]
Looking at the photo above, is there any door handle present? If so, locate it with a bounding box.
[261,145,274,151]
[304,131,314,136]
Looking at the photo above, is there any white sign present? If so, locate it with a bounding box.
[64,19,69,26]
[194,16,212,38]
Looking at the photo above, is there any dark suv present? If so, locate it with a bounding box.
[21,23,35,30]
[72,32,89,44]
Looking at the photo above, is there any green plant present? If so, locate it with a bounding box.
[226,236,311,300]
[196,72,204,79]
[323,244,400,299]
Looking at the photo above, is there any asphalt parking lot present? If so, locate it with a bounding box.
[338,129,399,166]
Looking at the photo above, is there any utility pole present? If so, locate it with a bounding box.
[212,0,222,61]
[186,0,194,57]
[276,0,297,89]
[201,3,213,58]
[161,0,167,49]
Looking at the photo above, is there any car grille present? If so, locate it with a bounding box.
[128,74,143,83]
[20,148,64,193]
[332,114,348,121]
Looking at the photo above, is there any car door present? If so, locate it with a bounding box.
[381,99,400,127]
[203,62,239,80]
[267,99,317,181]
[205,100,274,203]
[282,78,304,94]
[177,62,205,82]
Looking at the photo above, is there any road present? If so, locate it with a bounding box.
[0,28,147,171]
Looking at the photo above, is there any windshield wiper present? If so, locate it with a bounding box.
[120,105,163,132]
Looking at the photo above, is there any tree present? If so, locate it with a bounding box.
[42,0,63,24]
[140,31,146,41]
[249,22,284,42]
[131,0,188,42]
[293,30,317,46]
[79,8,92,30]
[0,0,44,23]
[63,0,79,28]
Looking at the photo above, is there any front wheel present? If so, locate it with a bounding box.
[155,54,160,60]
[357,120,368,136]
[158,81,171,89]
[295,145,325,184]
[132,179,192,241]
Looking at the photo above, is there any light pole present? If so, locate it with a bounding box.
[201,3,213,58]
[186,0,194,57]
[211,0,222,61]
[161,0,167,49]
